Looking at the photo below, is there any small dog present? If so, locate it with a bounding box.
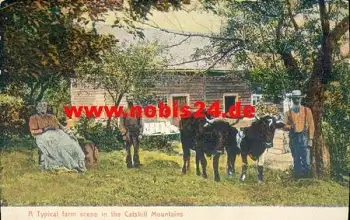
[81,142,100,169]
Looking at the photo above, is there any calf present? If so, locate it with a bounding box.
[239,115,284,183]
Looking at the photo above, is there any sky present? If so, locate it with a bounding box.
[102,2,225,34]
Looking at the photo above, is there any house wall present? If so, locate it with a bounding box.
[70,71,252,121]
[150,74,205,111]
[205,75,251,111]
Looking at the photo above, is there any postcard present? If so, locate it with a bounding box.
[0,0,348,219]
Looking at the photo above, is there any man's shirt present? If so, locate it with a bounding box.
[283,106,315,140]
[119,108,143,134]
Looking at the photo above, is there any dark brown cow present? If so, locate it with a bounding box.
[179,111,241,182]
[238,115,285,183]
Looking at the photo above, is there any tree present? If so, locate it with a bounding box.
[0,0,190,103]
[0,0,117,104]
[186,0,349,178]
[75,41,169,129]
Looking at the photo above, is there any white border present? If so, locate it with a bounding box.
[1,206,348,220]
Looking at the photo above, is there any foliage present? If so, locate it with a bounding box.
[1,149,349,206]
[141,135,179,154]
[43,77,71,123]
[0,0,188,103]
[0,135,37,151]
[195,0,349,94]
[245,68,294,100]
[0,94,28,147]
[75,41,169,107]
[72,116,124,152]
[0,1,117,104]
[323,62,350,180]
[0,0,186,24]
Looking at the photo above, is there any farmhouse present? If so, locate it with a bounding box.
[70,25,261,119]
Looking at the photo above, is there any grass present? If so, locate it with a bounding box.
[0,142,349,206]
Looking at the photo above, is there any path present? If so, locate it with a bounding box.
[265,130,293,171]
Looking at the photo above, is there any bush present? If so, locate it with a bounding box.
[0,94,26,134]
[140,134,179,153]
[73,116,124,152]
[0,134,37,152]
[0,94,31,148]
[323,117,350,181]
[323,63,350,182]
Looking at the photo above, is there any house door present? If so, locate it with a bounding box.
[172,96,188,108]
[171,95,188,126]
[224,95,237,113]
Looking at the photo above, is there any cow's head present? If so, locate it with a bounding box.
[251,114,285,148]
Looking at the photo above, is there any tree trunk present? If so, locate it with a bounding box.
[106,93,124,130]
[305,74,331,178]
[303,0,334,179]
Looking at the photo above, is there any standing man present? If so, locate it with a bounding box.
[120,98,143,168]
[284,90,315,178]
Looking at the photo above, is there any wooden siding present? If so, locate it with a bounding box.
[149,74,205,112]
[205,75,251,115]
[70,71,252,121]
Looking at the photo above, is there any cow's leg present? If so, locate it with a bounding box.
[199,150,208,179]
[182,145,191,174]
[195,149,201,176]
[186,151,191,172]
[231,152,237,174]
[213,151,221,182]
[240,153,248,182]
[226,147,236,177]
[257,149,267,183]
[226,152,233,176]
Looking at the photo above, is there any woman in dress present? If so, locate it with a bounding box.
[29,101,86,173]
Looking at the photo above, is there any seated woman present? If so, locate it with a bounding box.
[29,101,86,173]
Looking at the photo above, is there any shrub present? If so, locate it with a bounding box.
[73,116,124,152]
[0,94,26,133]
[0,94,30,148]
[323,117,350,181]
[323,63,350,182]
[140,134,179,154]
[1,134,37,152]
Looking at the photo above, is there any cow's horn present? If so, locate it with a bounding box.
[205,116,214,123]
[268,118,273,127]
[205,116,210,122]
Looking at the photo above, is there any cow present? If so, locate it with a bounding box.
[238,114,285,183]
[179,110,241,182]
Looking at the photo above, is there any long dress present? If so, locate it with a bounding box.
[29,114,87,173]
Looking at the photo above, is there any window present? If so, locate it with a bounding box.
[251,94,263,106]
[172,96,189,107]
[168,94,190,111]
[223,93,239,113]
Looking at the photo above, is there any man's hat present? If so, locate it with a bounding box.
[288,90,306,98]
